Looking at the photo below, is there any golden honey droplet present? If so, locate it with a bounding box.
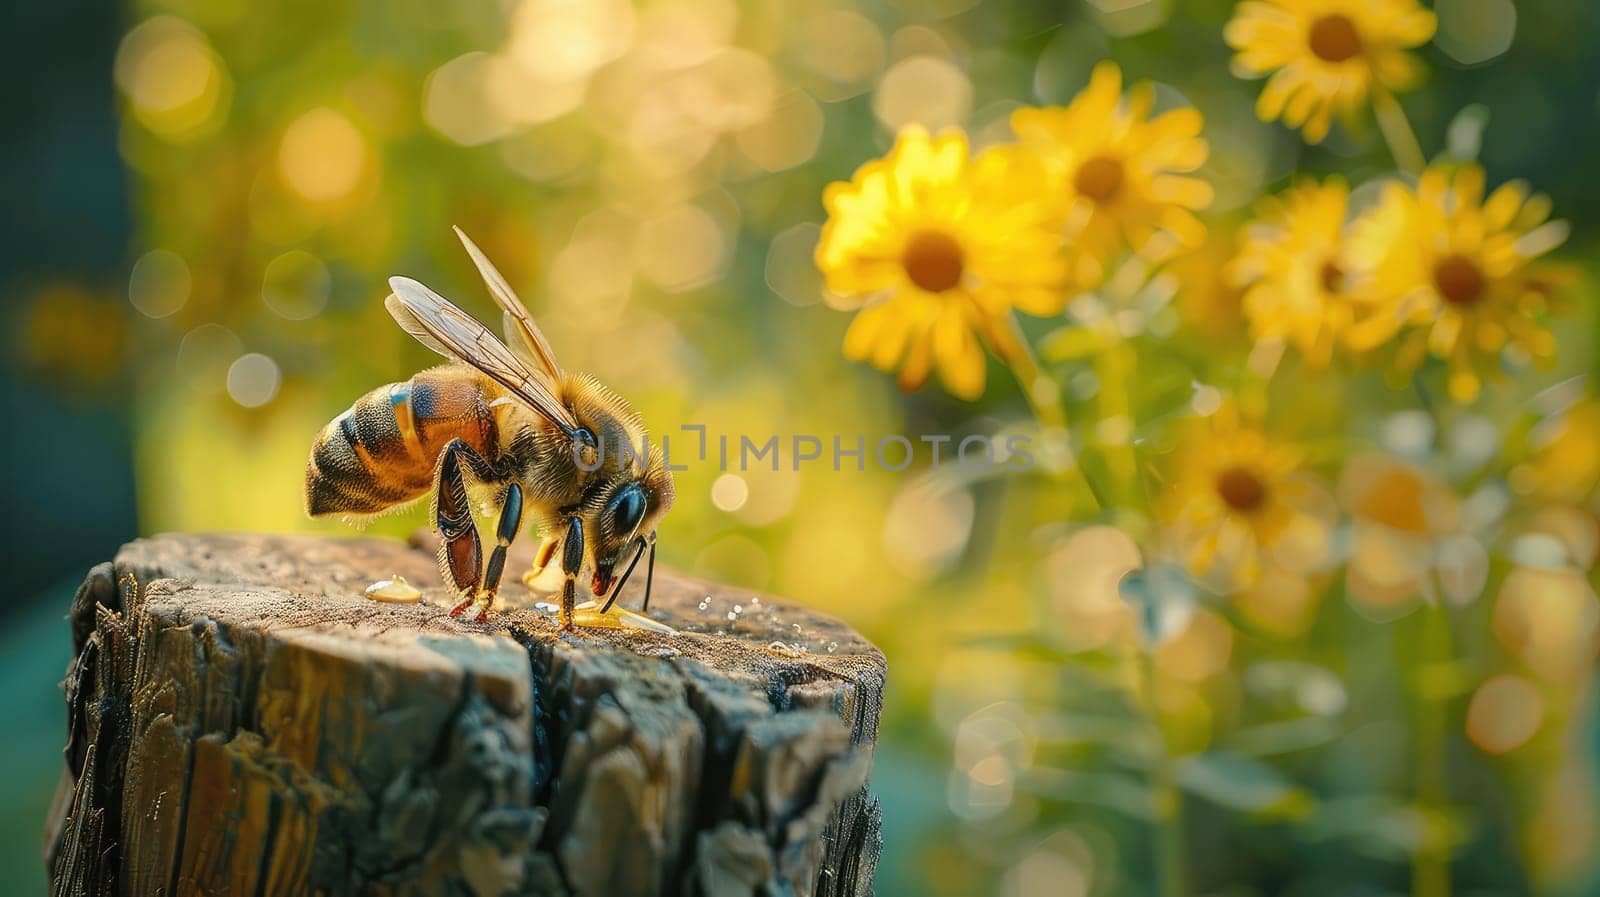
[364,575,421,603]
[766,641,810,658]
[570,600,680,635]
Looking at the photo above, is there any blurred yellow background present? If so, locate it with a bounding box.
[4,0,1599,895]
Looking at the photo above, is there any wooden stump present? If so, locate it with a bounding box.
[45,533,885,897]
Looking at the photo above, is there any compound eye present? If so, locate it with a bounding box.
[608,483,647,535]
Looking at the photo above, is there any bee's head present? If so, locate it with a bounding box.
[586,443,675,598]
[558,373,676,596]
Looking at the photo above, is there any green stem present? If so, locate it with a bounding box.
[1001,315,1065,431]
[1411,600,1453,897]
[1093,327,1139,506]
[997,313,1106,513]
[1138,650,1186,897]
[1153,759,1185,897]
[1374,87,1426,176]
[1412,372,1437,421]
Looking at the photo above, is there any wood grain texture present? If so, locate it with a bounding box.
[46,533,885,897]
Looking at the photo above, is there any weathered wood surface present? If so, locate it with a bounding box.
[45,533,885,897]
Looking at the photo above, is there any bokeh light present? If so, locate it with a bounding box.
[261,250,331,320]
[114,16,230,139]
[874,55,973,131]
[795,10,885,101]
[765,223,824,306]
[1466,674,1543,754]
[1154,609,1234,683]
[424,53,516,146]
[710,473,749,512]
[1044,525,1140,650]
[507,0,636,83]
[1493,564,1600,682]
[278,108,370,203]
[1000,831,1094,897]
[1087,0,1170,38]
[636,205,727,292]
[736,90,825,172]
[949,705,1033,822]
[226,353,281,408]
[882,479,974,579]
[174,323,242,394]
[1435,0,1517,66]
[128,249,190,319]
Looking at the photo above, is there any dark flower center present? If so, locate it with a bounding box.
[1074,155,1125,204]
[1433,254,1485,306]
[1319,260,1345,293]
[1216,466,1269,512]
[902,229,965,293]
[1309,14,1363,63]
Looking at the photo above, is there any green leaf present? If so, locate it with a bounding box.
[1174,751,1314,819]
[961,633,1121,667]
[1039,326,1107,362]
[1034,713,1158,757]
[1305,797,1476,860]
[1445,104,1491,162]
[1020,767,1157,821]
[1223,717,1343,758]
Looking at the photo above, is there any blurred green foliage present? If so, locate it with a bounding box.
[3,0,1599,895]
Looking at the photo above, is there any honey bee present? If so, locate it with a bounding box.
[305,228,675,627]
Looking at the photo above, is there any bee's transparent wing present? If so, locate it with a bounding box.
[386,276,579,433]
[453,226,563,379]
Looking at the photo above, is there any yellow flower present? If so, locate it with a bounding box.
[1521,398,1600,503]
[1168,226,1245,340]
[1157,406,1334,590]
[1494,508,1600,682]
[1338,453,1485,614]
[1225,0,1436,143]
[1348,164,1570,401]
[1011,61,1212,291]
[1229,177,1372,366]
[1235,566,1325,638]
[815,125,1066,400]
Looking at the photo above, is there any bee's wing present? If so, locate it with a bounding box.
[386,276,580,434]
[452,226,563,379]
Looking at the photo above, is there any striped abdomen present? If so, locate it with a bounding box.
[305,366,503,517]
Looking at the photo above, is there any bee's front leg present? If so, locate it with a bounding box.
[558,515,583,631]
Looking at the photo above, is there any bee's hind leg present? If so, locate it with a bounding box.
[433,439,494,620]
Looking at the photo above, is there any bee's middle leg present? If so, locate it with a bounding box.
[474,482,524,621]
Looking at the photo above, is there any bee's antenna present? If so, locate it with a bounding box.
[600,537,648,614]
[642,533,657,613]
